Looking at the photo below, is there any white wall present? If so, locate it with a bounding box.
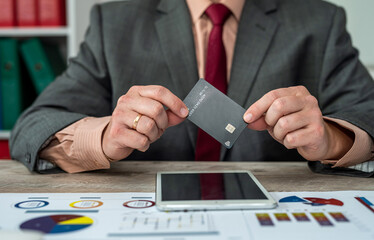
[326,0,374,78]
[71,0,123,57]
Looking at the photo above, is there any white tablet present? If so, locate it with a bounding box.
[156,170,277,211]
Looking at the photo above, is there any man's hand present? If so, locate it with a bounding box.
[102,86,189,161]
[243,86,353,161]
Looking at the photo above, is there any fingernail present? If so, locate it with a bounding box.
[244,113,252,122]
[180,107,189,117]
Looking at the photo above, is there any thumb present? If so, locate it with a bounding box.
[166,109,186,127]
[245,116,268,131]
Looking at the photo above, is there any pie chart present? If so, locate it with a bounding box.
[20,214,93,234]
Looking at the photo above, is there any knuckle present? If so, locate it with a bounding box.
[138,135,149,148]
[285,135,295,149]
[117,95,125,105]
[310,108,322,120]
[157,129,165,139]
[139,144,150,152]
[296,85,308,94]
[306,95,318,106]
[314,124,325,138]
[151,104,164,118]
[144,119,156,133]
[273,129,282,141]
[296,85,306,91]
[310,143,319,151]
[278,117,289,131]
[268,90,279,101]
[153,86,166,98]
[273,98,285,112]
[129,85,140,93]
[117,94,131,105]
[292,85,309,97]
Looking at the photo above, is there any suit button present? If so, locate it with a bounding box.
[25,154,31,164]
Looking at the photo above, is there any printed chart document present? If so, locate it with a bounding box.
[0,191,373,240]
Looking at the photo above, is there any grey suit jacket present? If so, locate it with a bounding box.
[10,0,374,176]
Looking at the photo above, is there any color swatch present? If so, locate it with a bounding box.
[292,213,310,222]
[15,200,49,209]
[279,196,343,206]
[355,197,374,214]
[304,198,343,206]
[70,200,103,209]
[279,196,307,203]
[256,213,274,226]
[274,213,291,222]
[123,200,155,209]
[20,214,93,234]
[310,213,333,226]
[329,212,349,222]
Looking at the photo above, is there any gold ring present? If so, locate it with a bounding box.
[132,114,142,130]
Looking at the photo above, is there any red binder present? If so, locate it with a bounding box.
[0,0,16,27]
[38,0,66,27]
[0,140,11,159]
[17,0,38,27]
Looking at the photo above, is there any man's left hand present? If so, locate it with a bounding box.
[243,86,353,161]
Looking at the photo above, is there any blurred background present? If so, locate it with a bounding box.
[327,0,374,76]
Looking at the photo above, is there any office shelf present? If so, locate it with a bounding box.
[0,131,11,140]
[0,27,69,37]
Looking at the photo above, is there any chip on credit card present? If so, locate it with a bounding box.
[183,79,248,149]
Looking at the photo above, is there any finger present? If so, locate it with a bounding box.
[167,110,186,127]
[244,86,309,123]
[267,127,282,144]
[136,115,161,142]
[282,126,319,150]
[272,111,309,141]
[111,108,154,132]
[265,96,305,127]
[246,115,268,131]
[120,128,151,152]
[244,89,292,123]
[125,96,169,130]
[138,86,189,118]
[108,127,151,152]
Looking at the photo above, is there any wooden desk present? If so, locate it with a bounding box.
[0,160,373,193]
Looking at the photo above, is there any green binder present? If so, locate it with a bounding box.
[0,38,23,130]
[0,73,3,129]
[20,38,65,95]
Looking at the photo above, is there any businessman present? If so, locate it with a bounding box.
[10,0,374,176]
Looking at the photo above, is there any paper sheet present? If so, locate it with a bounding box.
[0,191,373,239]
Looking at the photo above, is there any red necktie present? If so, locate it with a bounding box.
[196,4,231,200]
[195,4,231,162]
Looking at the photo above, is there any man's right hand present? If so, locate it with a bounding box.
[102,85,189,161]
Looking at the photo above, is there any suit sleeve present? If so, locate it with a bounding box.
[9,5,112,172]
[309,6,374,177]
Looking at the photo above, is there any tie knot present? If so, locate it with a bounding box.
[205,3,231,26]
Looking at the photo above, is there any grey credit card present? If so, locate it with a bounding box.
[183,79,247,149]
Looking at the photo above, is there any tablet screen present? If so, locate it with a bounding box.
[161,172,268,201]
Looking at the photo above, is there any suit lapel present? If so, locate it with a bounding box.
[223,0,278,160]
[228,0,278,108]
[154,0,279,157]
[155,0,198,98]
[155,0,199,147]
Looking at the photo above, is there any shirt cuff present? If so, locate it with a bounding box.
[320,117,374,168]
[73,116,112,172]
[347,161,374,173]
